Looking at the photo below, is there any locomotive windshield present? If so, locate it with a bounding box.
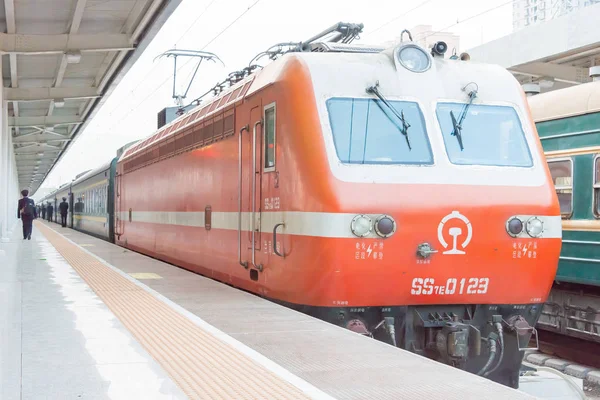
[326,98,433,165]
[436,103,533,167]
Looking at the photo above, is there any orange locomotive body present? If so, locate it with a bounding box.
[115,42,561,387]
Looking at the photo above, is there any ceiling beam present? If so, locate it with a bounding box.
[15,152,60,157]
[69,0,88,34]
[16,140,70,146]
[14,143,64,150]
[6,87,100,101]
[17,164,57,168]
[13,133,70,142]
[53,56,69,88]
[17,165,57,169]
[550,48,600,64]
[0,33,134,54]
[4,0,15,33]
[9,115,82,127]
[509,62,590,84]
[9,54,17,86]
[49,0,89,117]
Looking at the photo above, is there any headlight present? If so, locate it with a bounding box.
[375,215,396,238]
[525,217,544,238]
[397,45,431,73]
[351,214,372,237]
[506,217,524,237]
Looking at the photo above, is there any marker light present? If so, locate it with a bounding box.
[375,215,396,238]
[397,45,431,73]
[431,41,448,57]
[526,217,544,238]
[506,217,524,237]
[351,214,372,237]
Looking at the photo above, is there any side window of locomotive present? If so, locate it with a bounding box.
[548,159,573,218]
[436,103,532,167]
[326,98,432,164]
[264,104,276,171]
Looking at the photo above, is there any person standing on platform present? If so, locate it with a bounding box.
[47,202,54,223]
[41,203,46,220]
[17,190,37,240]
[59,197,69,228]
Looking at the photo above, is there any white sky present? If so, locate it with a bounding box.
[39,0,513,190]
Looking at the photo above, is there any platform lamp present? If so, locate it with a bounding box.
[590,66,600,82]
[522,83,540,97]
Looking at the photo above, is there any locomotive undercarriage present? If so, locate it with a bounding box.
[308,303,543,388]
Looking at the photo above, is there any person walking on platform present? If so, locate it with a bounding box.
[41,203,46,220]
[59,197,69,228]
[47,203,54,223]
[17,190,37,240]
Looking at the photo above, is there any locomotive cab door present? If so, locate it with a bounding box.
[115,172,123,239]
[248,103,263,270]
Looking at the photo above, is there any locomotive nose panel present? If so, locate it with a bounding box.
[406,210,560,303]
[335,205,561,308]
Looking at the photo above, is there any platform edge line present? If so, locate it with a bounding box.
[41,224,337,400]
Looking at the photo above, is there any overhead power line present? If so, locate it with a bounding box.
[103,0,263,135]
[419,0,515,41]
[363,0,437,38]
[105,0,220,117]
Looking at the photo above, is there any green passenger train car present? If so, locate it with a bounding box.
[528,80,600,343]
[70,158,118,242]
[34,143,137,241]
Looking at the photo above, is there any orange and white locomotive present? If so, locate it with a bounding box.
[108,25,562,387]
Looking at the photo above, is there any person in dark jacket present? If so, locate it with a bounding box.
[41,203,46,220]
[59,197,69,227]
[17,189,37,240]
[47,203,54,223]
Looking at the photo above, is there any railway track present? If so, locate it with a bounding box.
[533,330,600,369]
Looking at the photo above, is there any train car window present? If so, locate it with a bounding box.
[548,159,573,218]
[436,103,532,167]
[264,104,276,171]
[326,98,432,165]
[594,156,600,218]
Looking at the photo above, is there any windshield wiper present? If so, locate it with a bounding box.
[450,111,464,151]
[366,81,412,150]
[450,84,478,151]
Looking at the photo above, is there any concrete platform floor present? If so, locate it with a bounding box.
[0,225,187,400]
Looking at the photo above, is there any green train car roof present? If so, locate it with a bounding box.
[528,80,600,122]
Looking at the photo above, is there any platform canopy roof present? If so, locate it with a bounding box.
[467,3,600,94]
[1,0,181,194]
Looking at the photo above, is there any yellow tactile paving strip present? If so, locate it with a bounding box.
[36,222,312,400]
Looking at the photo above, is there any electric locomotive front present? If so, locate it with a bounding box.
[109,33,560,388]
[292,42,562,387]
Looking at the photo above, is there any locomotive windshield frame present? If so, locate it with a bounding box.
[326,97,433,165]
[435,102,534,168]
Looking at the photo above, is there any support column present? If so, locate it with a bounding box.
[0,58,6,242]
[0,59,13,243]
[5,99,18,237]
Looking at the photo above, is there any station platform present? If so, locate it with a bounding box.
[0,220,537,400]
